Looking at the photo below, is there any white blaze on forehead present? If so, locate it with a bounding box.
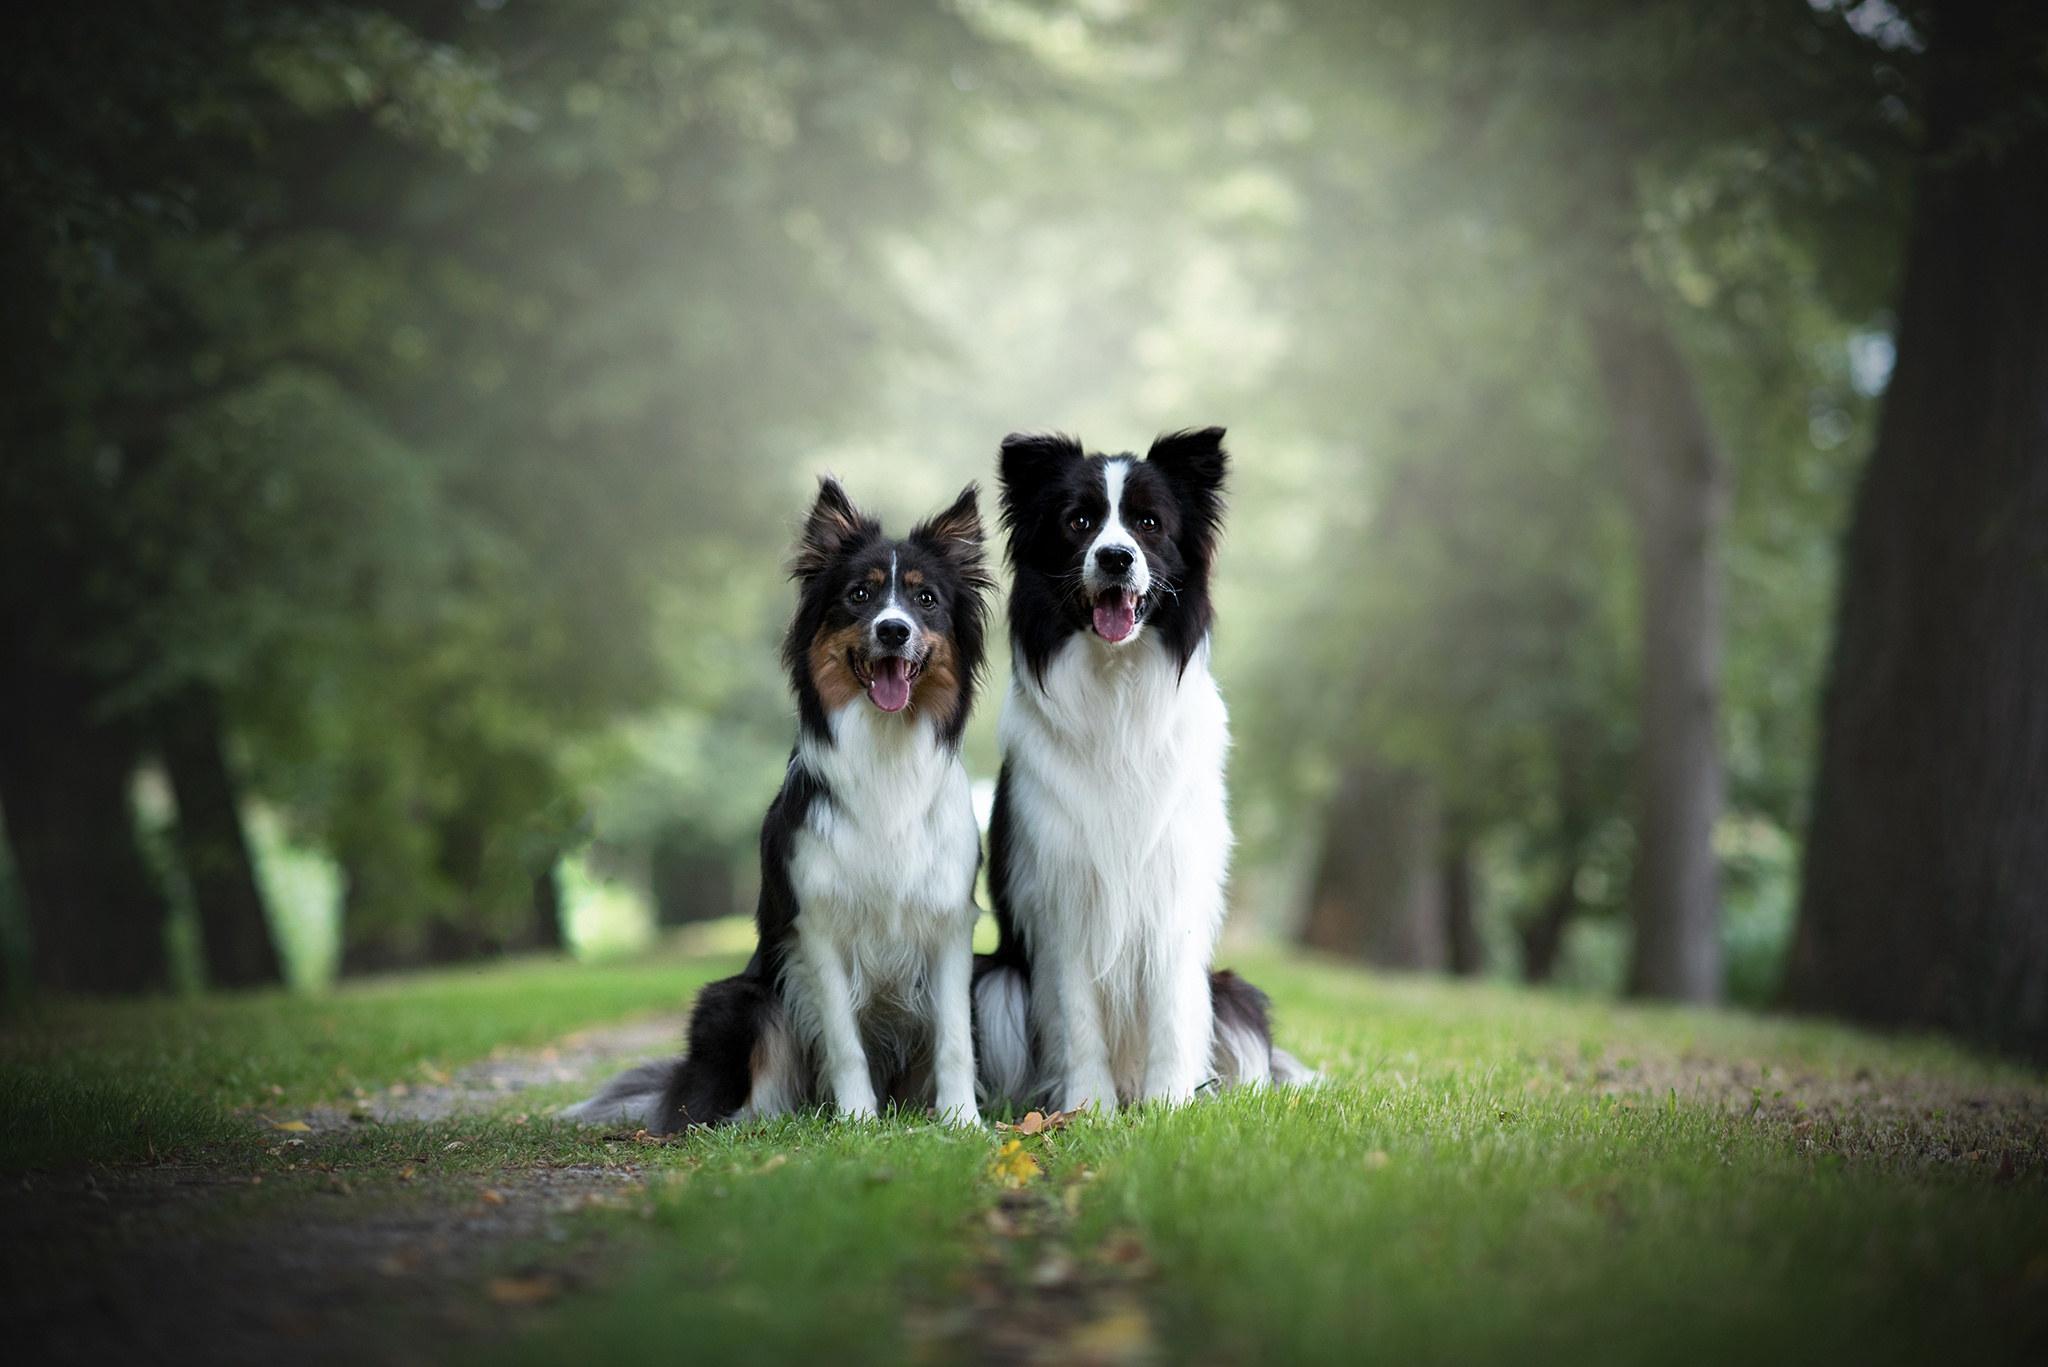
[1084,458,1150,596]
[872,550,919,645]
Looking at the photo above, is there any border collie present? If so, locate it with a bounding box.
[974,427,1315,1112]
[569,478,993,1129]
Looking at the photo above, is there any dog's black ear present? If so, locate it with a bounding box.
[998,431,1082,524]
[792,476,878,579]
[911,482,995,590]
[1146,427,1228,495]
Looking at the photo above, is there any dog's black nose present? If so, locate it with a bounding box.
[1095,546,1134,576]
[875,618,910,649]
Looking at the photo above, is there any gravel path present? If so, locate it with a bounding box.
[4,1014,690,1367]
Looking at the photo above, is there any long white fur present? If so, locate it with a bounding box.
[998,608,1233,1110]
[782,698,983,1125]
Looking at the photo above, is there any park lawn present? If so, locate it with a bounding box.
[0,947,743,1171]
[4,939,2045,1364]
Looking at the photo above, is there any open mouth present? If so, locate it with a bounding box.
[1091,589,1147,644]
[850,651,924,713]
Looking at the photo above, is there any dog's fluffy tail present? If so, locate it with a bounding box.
[564,971,794,1134]
[973,958,1035,1111]
[1211,969,1322,1090]
[559,1058,677,1129]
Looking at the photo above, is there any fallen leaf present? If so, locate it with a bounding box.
[755,1154,788,1175]
[997,1108,1075,1136]
[398,1166,417,1181]
[480,1188,507,1204]
[487,1274,561,1306]
[388,1082,410,1098]
[270,1120,312,1133]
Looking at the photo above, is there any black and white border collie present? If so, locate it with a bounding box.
[975,427,1315,1112]
[569,478,993,1129]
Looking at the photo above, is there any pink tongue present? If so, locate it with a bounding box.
[868,656,912,712]
[1093,593,1136,643]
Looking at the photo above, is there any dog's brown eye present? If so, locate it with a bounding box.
[1069,514,1092,533]
[849,585,870,604]
[1137,514,1159,532]
[916,589,936,608]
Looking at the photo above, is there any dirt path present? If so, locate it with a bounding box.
[4,1015,686,1367]
[299,1012,686,1128]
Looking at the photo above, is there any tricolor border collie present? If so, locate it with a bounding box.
[569,478,993,1129]
[975,427,1314,1112]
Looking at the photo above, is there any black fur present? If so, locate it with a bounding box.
[1208,969,1273,1044]
[627,480,991,1133]
[996,427,1228,682]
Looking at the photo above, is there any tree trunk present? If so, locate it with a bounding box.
[0,632,169,993]
[1787,0,2048,1058]
[532,863,564,951]
[156,687,283,989]
[1584,276,1728,1004]
[1443,840,1481,976]
[1301,765,1446,970]
[1520,872,1578,984]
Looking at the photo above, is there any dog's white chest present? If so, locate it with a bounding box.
[1002,634,1229,870]
[788,706,979,973]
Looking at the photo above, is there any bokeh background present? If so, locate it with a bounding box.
[0,1,2013,1028]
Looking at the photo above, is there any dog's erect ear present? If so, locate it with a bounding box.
[1145,427,1228,495]
[911,482,995,590]
[792,476,877,579]
[998,432,1083,522]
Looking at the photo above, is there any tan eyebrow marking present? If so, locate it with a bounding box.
[902,569,924,588]
[865,567,886,584]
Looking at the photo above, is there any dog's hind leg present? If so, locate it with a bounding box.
[658,972,793,1131]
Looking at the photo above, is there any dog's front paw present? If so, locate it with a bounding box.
[935,1100,985,1129]
[833,1082,880,1122]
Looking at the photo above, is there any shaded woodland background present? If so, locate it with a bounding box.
[2,0,2044,1059]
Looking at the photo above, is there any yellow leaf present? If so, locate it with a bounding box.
[988,1139,1041,1188]
[270,1120,312,1132]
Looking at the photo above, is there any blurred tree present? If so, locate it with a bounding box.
[1240,0,1909,997]
[0,0,997,989]
[1789,0,2048,1059]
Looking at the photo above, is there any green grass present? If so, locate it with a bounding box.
[0,948,737,1169]
[506,1115,995,1367]
[5,941,2045,1362]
